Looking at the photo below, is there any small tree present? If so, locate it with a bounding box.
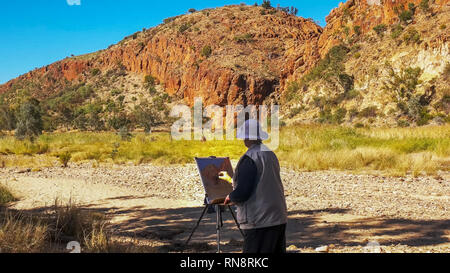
[383,64,427,122]
[188,8,196,13]
[262,0,271,9]
[289,6,298,16]
[15,99,43,141]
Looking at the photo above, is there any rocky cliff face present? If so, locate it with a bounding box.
[286,0,449,127]
[0,5,322,107]
[0,1,448,120]
[318,0,449,56]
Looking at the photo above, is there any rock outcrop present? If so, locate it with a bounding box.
[0,1,448,109]
[319,0,450,56]
[0,5,322,106]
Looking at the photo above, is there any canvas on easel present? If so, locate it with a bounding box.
[195,157,234,204]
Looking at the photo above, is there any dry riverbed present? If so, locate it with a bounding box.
[1,163,449,253]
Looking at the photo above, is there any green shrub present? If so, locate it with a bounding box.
[319,108,347,124]
[333,108,347,124]
[318,109,332,124]
[262,0,272,9]
[373,24,387,36]
[179,23,191,33]
[201,45,212,58]
[408,3,416,13]
[391,24,404,39]
[288,107,303,118]
[0,185,17,205]
[144,75,156,86]
[338,73,354,92]
[359,106,378,118]
[417,108,433,126]
[397,120,410,127]
[313,96,328,110]
[111,89,122,96]
[343,26,350,36]
[353,25,361,36]
[91,68,101,76]
[419,0,430,12]
[403,28,421,44]
[188,8,196,13]
[58,151,72,168]
[344,89,360,100]
[399,10,413,23]
[302,45,349,84]
[440,24,447,30]
[234,33,254,43]
[284,81,301,102]
[163,16,178,24]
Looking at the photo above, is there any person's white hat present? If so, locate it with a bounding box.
[236,119,269,140]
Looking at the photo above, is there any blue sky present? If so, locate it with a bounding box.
[0,0,343,84]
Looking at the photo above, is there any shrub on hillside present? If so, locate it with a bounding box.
[373,24,387,36]
[179,23,191,33]
[391,24,404,39]
[419,0,430,12]
[403,28,421,44]
[284,81,301,102]
[262,0,272,9]
[288,106,303,118]
[302,45,349,83]
[319,108,347,124]
[399,10,414,24]
[234,33,254,43]
[383,64,433,123]
[91,68,101,76]
[201,45,212,58]
[358,106,378,118]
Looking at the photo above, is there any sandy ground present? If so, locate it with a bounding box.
[1,163,449,253]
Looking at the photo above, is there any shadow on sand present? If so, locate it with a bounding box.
[10,195,450,253]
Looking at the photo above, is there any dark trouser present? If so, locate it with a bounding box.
[243,224,286,254]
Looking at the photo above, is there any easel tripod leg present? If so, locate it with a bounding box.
[216,204,221,253]
[185,205,209,246]
[228,205,244,238]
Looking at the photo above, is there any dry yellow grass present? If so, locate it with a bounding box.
[0,194,156,253]
[0,124,448,176]
[277,125,449,176]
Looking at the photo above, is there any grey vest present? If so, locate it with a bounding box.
[233,144,288,230]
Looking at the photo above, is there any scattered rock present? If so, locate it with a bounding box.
[315,245,329,253]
